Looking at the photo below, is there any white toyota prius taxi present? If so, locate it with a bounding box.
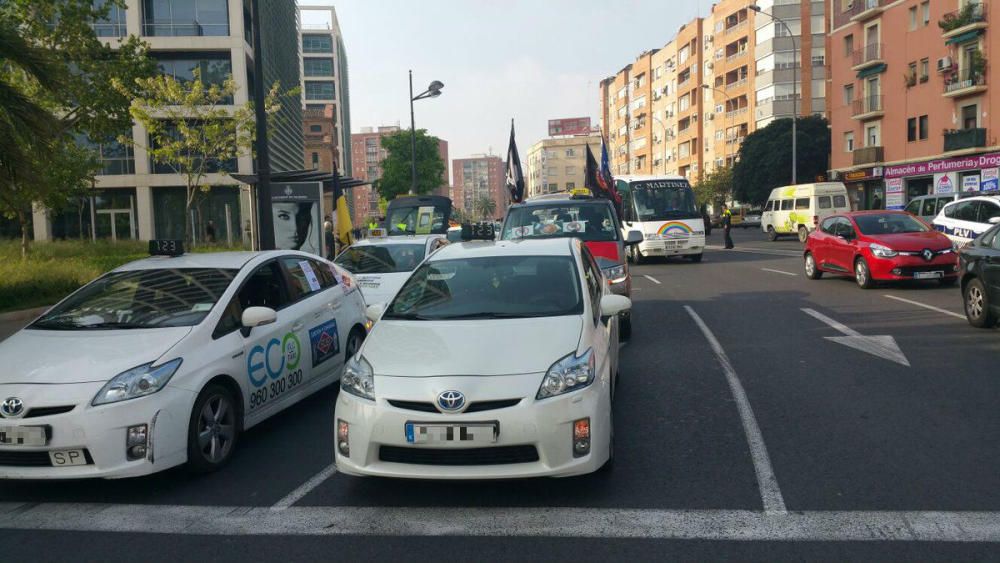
[334,233,448,306]
[0,243,366,479]
[334,234,631,479]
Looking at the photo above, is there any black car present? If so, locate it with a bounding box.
[959,222,1000,328]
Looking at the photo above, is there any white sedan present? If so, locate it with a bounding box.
[334,235,448,306]
[0,247,366,479]
[334,237,631,479]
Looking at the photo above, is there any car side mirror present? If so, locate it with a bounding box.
[625,230,643,245]
[990,217,1000,225]
[365,303,385,323]
[599,295,632,322]
[241,306,276,336]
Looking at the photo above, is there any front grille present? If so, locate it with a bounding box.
[24,406,76,419]
[387,399,523,414]
[379,445,539,466]
[0,449,93,467]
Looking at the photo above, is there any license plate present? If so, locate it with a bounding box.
[914,271,943,279]
[49,449,87,466]
[0,426,47,446]
[405,422,498,444]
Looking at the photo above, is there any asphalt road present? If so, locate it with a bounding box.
[4,228,1000,561]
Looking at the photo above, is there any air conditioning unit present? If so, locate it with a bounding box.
[706,34,713,42]
[665,109,674,117]
[937,56,953,72]
[706,61,714,70]
[706,113,714,120]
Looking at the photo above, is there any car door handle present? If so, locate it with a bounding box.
[292,322,304,332]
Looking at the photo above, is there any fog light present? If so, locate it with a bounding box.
[337,419,350,457]
[572,417,590,458]
[126,424,148,461]
[892,268,902,275]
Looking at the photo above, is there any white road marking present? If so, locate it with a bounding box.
[885,294,966,321]
[684,306,787,515]
[705,245,801,258]
[642,275,661,285]
[761,268,798,277]
[801,308,910,367]
[270,463,337,511]
[6,503,1000,541]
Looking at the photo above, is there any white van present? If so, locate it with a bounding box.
[761,182,851,242]
[932,195,1000,245]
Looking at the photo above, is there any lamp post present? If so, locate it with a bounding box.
[408,71,444,195]
[250,0,274,250]
[749,4,798,184]
[702,84,734,168]
[649,113,669,175]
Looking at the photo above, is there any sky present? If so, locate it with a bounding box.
[299,0,709,177]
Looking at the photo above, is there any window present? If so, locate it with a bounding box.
[907,118,917,142]
[919,115,928,140]
[920,58,930,81]
[150,121,237,174]
[305,81,335,100]
[844,34,854,57]
[834,195,848,208]
[303,58,334,77]
[866,123,880,147]
[214,262,287,337]
[334,244,427,274]
[302,34,333,53]
[818,196,832,209]
[962,104,978,129]
[909,6,918,30]
[921,1,930,26]
[780,199,793,211]
[565,148,576,157]
[280,257,333,302]
[844,131,855,152]
[94,0,127,37]
[311,152,319,167]
[945,201,978,221]
[794,198,810,210]
[843,84,854,105]
[820,217,837,234]
[309,125,322,133]
[904,199,921,216]
[142,0,230,36]
[566,182,575,190]
[565,166,576,175]
[580,250,602,324]
[978,202,1000,224]
[155,52,233,101]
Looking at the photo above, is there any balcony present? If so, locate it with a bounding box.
[725,78,748,90]
[726,50,748,63]
[943,128,988,152]
[852,95,884,120]
[851,43,884,71]
[940,3,988,39]
[725,20,748,35]
[943,64,988,97]
[853,146,884,166]
[725,107,749,119]
[850,0,887,22]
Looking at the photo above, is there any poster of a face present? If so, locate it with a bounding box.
[272,183,323,256]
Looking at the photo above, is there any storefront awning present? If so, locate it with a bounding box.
[945,29,983,45]
[856,63,887,79]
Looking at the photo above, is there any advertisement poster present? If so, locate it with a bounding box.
[982,168,999,192]
[934,172,957,194]
[885,178,904,210]
[272,182,323,256]
[962,174,981,193]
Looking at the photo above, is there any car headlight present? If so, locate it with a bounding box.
[341,355,374,400]
[869,243,897,258]
[602,264,627,284]
[92,358,183,406]
[536,349,595,400]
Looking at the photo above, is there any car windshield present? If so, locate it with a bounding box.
[854,213,930,235]
[501,203,618,242]
[630,180,699,220]
[386,206,448,235]
[384,256,583,320]
[335,244,426,274]
[31,268,237,330]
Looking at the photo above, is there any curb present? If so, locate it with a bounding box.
[0,306,51,323]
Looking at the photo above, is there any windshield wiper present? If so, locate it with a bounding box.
[433,311,556,320]
[75,321,151,330]
[381,312,434,321]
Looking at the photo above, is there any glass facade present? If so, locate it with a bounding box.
[152,186,242,244]
[149,121,238,174]
[75,133,135,176]
[305,81,335,100]
[303,58,334,77]
[142,0,230,36]
[302,34,333,53]
[93,0,127,37]
[155,52,234,103]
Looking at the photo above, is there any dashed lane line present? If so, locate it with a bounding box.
[642,275,661,285]
[884,294,966,321]
[684,306,787,515]
[4,503,1000,541]
[271,463,337,511]
[705,245,802,258]
[761,268,798,277]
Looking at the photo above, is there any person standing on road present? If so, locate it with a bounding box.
[722,204,734,249]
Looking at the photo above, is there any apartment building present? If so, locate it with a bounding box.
[707,1,755,170]
[829,0,997,210]
[35,0,302,244]
[526,133,603,197]
[451,156,507,219]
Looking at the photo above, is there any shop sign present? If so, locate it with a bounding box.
[962,174,982,192]
[842,168,882,181]
[885,178,905,210]
[982,168,999,192]
[934,172,957,194]
[884,152,1000,179]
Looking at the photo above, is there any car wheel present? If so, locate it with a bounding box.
[688,253,703,263]
[964,278,996,328]
[804,252,823,280]
[187,384,239,474]
[798,226,809,243]
[855,257,874,289]
[619,313,632,342]
[632,245,646,265]
[767,226,777,242]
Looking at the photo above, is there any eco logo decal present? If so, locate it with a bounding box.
[248,332,302,388]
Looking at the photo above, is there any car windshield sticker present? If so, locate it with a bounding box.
[299,260,321,292]
[309,319,340,367]
[511,221,587,238]
[191,303,213,312]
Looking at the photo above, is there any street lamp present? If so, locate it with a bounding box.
[649,113,668,175]
[702,84,733,168]
[409,70,444,195]
[749,4,798,184]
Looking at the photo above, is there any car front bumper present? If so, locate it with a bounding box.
[639,235,705,257]
[334,374,611,479]
[868,253,960,281]
[0,382,194,479]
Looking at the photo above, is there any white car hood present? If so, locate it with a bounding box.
[0,327,192,384]
[355,273,411,306]
[365,316,582,377]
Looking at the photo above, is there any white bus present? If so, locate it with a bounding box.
[616,175,706,263]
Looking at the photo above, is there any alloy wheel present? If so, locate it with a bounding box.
[197,394,235,464]
[968,286,985,319]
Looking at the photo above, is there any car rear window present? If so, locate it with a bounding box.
[833,195,848,208]
[335,244,426,274]
[818,196,832,209]
[780,200,793,210]
[795,198,810,210]
[502,202,618,242]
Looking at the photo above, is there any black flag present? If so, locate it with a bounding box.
[505,120,525,204]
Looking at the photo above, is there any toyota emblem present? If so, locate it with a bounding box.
[437,390,466,412]
[1,397,24,418]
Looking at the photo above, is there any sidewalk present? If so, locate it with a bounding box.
[0,307,48,343]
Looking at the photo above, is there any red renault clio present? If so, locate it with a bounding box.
[803,210,959,289]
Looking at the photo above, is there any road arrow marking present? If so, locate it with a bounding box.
[801,308,910,367]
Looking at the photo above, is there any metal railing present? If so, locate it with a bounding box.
[944,128,987,152]
[852,95,884,116]
[852,43,883,67]
[852,146,884,165]
[944,65,988,93]
[939,3,987,33]
[142,22,229,37]
[725,78,748,90]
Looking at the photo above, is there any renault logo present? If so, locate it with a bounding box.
[437,390,466,412]
[922,249,934,261]
[1,397,24,418]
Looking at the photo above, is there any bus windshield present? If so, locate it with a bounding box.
[629,180,699,221]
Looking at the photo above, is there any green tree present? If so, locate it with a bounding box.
[695,166,733,207]
[375,129,445,201]
[115,70,288,245]
[475,196,497,220]
[732,116,831,205]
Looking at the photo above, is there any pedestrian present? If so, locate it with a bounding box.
[323,216,335,259]
[205,220,216,244]
[722,204,734,249]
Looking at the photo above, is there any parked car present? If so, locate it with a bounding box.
[762,182,852,242]
[959,223,1000,328]
[903,194,961,224]
[804,210,959,289]
[932,195,1000,246]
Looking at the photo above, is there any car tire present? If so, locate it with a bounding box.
[767,226,777,242]
[798,226,809,243]
[632,244,646,265]
[187,384,240,474]
[619,313,632,342]
[804,252,823,280]
[964,277,997,328]
[854,257,875,289]
[688,253,703,263]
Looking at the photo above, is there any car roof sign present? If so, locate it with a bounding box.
[149,240,184,257]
